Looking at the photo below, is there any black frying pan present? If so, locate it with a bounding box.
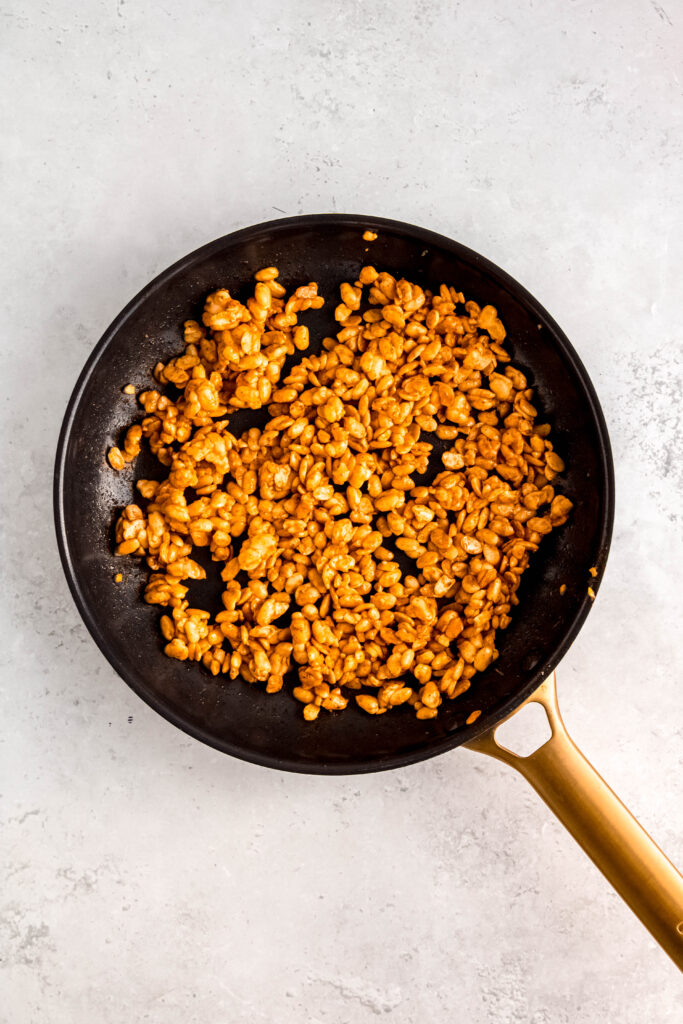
[54,215,683,966]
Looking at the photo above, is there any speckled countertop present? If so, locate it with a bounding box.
[2,1,682,1021]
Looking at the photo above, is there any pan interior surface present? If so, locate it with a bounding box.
[55,215,613,773]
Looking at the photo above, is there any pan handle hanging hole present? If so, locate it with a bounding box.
[494,701,553,758]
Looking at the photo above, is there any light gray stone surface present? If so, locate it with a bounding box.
[2,1,682,1020]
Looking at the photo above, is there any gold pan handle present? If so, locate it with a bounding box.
[465,673,683,970]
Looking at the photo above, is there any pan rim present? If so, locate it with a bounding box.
[53,213,615,774]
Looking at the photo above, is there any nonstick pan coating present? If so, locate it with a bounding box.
[54,215,614,773]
